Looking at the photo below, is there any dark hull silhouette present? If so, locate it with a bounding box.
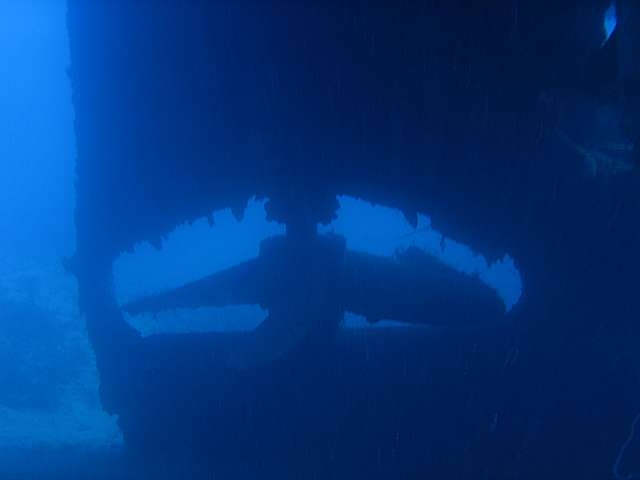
[66,1,640,478]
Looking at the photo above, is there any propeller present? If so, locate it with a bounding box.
[123,234,505,329]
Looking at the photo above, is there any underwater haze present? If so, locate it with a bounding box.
[0,0,75,264]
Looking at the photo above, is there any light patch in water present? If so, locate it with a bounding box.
[320,196,522,310]
[114,197,284,306]
[603,2,617,45]
[124,305,267,337]
[343,312,432,329]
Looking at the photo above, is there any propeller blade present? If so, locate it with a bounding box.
[341,248,506,327]
[122,257,269,315]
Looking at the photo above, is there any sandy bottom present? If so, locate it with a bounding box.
[0,260,123,478]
